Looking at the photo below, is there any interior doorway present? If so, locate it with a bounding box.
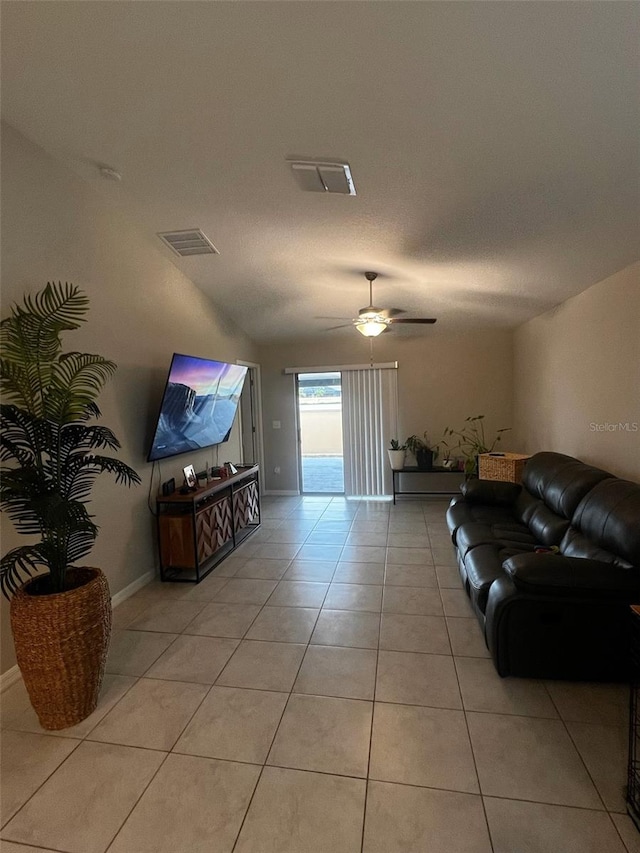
[237,361,265,486]
[296,372,344,494]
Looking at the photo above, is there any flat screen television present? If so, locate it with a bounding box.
[147,354,248,462]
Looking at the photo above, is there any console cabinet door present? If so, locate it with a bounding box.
[233,480,259,532]
[195,496,233,564]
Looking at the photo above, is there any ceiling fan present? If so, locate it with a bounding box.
[327,271,437,337]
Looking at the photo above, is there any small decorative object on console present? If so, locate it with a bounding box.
[182,464,197,489]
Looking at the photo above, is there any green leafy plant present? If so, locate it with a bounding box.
[0,282,141,598]
[436,435,458,463]
[405,432,440,469]
[388,439,405,451]
[443,415,510,475]
[405,433,439,457]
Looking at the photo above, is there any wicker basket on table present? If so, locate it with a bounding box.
[478,453,530,484]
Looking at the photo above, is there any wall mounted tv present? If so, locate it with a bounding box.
[147,354,248,462]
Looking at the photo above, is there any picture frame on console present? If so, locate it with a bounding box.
[183,464,197,489]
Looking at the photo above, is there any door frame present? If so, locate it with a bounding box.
[236,360,265,493]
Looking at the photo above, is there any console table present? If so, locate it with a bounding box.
[156,464,260,583]
[392,466,464,504]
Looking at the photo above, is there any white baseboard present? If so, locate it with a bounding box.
[0,570,155,693]
[110,570,154,608]
[0,664,21,693]
[263,489,300,496]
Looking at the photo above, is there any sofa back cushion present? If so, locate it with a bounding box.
[563,478,640,568]
[522,452,612,518]
[515,491,571,545]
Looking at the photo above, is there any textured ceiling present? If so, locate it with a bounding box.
[2,1,638,342]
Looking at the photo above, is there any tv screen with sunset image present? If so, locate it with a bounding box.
[147,354,248,462]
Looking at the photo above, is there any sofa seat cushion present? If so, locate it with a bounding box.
[456,522,536,559]
[464,543,531,614]
[447,502,517,540]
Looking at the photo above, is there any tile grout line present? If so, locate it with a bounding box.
[439,564,495,851]
[544,681,612,814]
[96,573,269,850]
[360,561,384,853]
[0,736,84,834]
[101,749,174,853]
[451,653,496,853]
[229,522,337,853]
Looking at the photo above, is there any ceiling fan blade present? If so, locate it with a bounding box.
[387,318,437,325]
[325,323,354,330]
[317,316,353,321]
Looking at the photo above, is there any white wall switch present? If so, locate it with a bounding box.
[272,420,281,429]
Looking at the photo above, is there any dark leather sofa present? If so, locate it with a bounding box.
[446,452,640,680]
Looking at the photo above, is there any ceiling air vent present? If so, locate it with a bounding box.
[157,229,219,257]
[289,160,356,195]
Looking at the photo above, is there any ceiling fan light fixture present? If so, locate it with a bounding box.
[355,319,387,337]
[359,306,383,319]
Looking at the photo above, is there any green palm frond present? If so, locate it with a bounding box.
[65,530,99,565]
[61,425,121,453]
[77,454,142,487]
[1,282,89,416]
[21,281,89,328]
[0,545,48,597]
[0,358,40,414]
[0,406,39,466]
[45,353,116,423]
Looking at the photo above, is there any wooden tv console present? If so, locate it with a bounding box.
[156,464,260,583]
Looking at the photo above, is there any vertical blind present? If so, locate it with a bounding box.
[341,368,398,497]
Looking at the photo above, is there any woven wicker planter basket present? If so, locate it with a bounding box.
[10,567,112,730]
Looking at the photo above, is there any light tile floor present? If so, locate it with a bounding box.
[1,495,637,853]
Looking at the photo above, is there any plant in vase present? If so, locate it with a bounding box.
[387,439,406,470]
[443,415,510,477]
[0,282,141,729]
[405,433,439,471]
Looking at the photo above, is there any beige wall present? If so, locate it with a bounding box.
[513,263,640,481]
[299,405,343,456]
[257,331,514,493]
[0,124,257,674]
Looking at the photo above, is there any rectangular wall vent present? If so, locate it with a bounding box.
[289,160,356,195]
[157,229,219,257]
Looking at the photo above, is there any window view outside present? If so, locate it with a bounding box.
[298,372,344,493]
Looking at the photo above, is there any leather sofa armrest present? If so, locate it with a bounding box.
[460,479,521,506]
[503,553,639,599]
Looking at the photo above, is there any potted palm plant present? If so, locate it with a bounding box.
[1,282,141,729]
